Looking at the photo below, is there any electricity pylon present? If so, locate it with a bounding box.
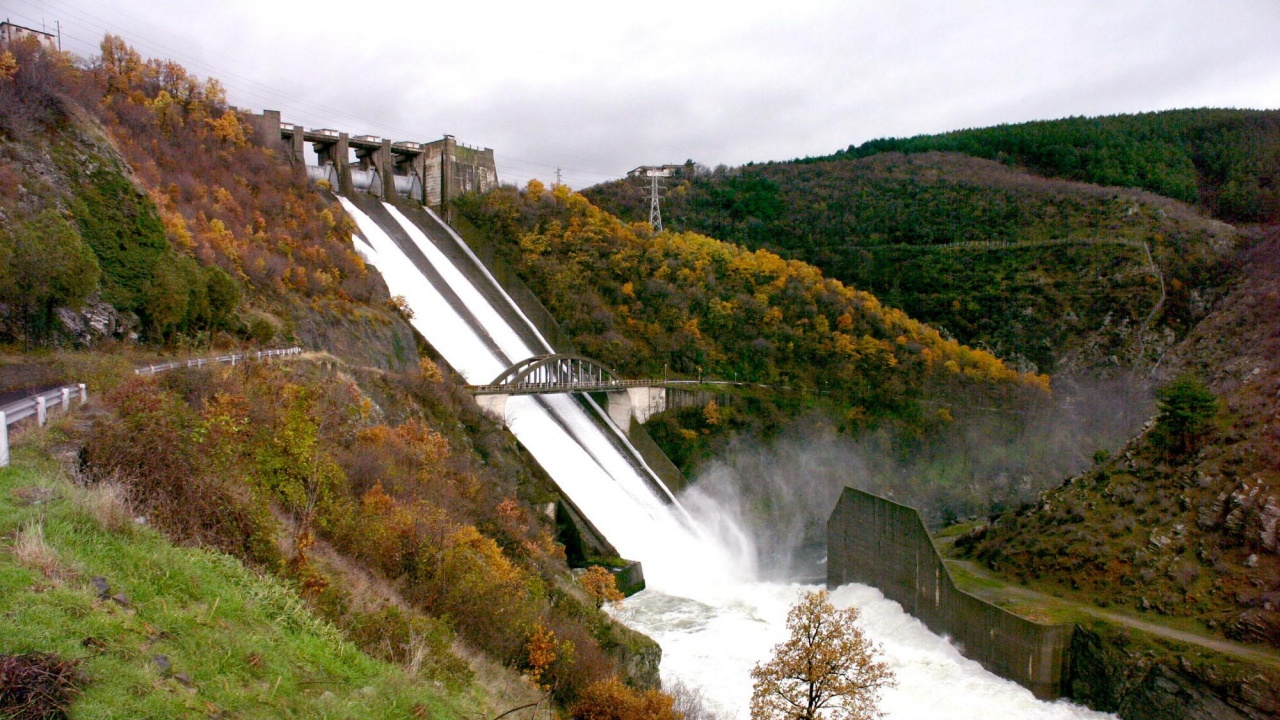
[645,167,672,232]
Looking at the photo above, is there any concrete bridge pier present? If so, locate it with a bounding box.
[605,387,666,433]
[475,393,510,424]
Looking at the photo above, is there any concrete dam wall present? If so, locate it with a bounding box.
[827,487,1073,700]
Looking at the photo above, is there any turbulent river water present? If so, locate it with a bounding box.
[342,199,1114,719]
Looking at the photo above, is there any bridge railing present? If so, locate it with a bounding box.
[467,377,752,396]
[134,347,302,376]
[0,383,88,467]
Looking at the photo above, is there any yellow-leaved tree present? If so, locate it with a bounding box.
[750,590,895,720]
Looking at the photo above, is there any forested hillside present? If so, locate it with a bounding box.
[458,181,1048,427]
[585,113,1258,374]
[835,109,1280,224]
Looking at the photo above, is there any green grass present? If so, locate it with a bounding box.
[0,425,472,719]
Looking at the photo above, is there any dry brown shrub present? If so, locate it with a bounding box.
[570,676,679,720]
[0,651,87,720]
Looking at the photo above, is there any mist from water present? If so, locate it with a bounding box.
[688,376,1154,577]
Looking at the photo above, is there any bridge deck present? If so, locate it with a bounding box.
[467,379,745,395]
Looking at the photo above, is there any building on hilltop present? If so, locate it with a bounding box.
[1,20,58,50]
[626,164,683,179]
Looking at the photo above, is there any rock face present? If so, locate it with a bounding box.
[56,299,139,345]
[1068,626,1280,720]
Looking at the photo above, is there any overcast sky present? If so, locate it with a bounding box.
[8,0,1280,189]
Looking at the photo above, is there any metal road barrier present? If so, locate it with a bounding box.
[133,347,303,375]
[0,383,88,467]
[0,347,303,467]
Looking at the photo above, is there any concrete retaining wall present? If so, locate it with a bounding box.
[827,487,1073,699]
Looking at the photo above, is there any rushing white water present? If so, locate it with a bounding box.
[344,198,1114,720]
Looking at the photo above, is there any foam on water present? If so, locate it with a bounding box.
[344,199,1115,719]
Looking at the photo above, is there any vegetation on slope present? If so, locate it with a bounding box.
[1,422,470,718]
[0,35,411,367]
[586,133,1243,374]
[957,228,1280,652]
[833,109,1280,224]
[459,181,1047,431]
[78,356,658,708]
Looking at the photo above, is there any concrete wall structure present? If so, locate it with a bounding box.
[240,110,496,211]
[423,136,499,213]
[828,487,1074,700]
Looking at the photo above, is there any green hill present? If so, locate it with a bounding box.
[834,109,1280,224]
[585,123,1251,374]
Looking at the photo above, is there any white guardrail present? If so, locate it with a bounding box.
[0,384,87,467]
[0,347,302,467]
[133,347,302,376]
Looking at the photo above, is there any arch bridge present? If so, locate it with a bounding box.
[469,354,670,429]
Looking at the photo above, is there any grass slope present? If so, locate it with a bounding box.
[0,423,469,719]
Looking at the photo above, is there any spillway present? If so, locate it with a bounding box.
[343,198,1114,719]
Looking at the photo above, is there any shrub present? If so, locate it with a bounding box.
[570,677,679,720]
[0,652,87,720]
[345,606,472,688]
[1152,373,1219,457]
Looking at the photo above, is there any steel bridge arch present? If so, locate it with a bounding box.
[485,353,624,391]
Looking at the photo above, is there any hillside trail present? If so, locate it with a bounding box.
[943,557,1280,669]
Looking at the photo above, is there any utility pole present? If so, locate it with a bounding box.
[645,167,671,232]
[554,167,562,187]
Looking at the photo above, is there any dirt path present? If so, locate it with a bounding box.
[945,558,1280,668]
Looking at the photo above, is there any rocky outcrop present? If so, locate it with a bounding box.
[55,298,139,345]
[1068,625,1280,720]
[604,621,662,690]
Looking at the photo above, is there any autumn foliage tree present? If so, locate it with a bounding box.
[750,590,894,720]
[580,566,624,609]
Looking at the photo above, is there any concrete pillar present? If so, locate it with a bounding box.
[0,411,8,467]
[440,135,455,212]
[627,386,667,423]
[289,125,305,163]
[475,394,509,425]
[335,133,353,196]
[78,383,87,404]
[606,391,633,433]
[36,396,46,426]
[379,139,395,198]
[60,387,70,412]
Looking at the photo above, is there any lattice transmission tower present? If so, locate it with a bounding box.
[645,167,672,232]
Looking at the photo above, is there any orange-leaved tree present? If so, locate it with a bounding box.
[580,566,624,609]
[750,590,894,720]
